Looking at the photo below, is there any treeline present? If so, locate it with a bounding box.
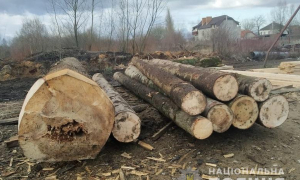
[0,0,187,60]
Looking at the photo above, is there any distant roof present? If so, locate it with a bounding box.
[193,15,239,30]
[260,22,284,31]
[241,30,257,38]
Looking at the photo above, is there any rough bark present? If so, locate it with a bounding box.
[232,74,272,102]
[228,94,259,130]
[257,95,289,128]
[18,57,115,162]
[147,59,238,101]
[92,73,141,143]
[203,98,234,133]
[126,64,233,133]
[113,72,213,140]
[131,59,207,115]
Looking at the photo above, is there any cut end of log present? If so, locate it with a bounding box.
[18,70,115,162]
[207,104,234,133]
[249,78,272,102]
[192,117,213,139]
[230,95,259,130]
[258,95,289,128]
[112,112,141,143]
[181,90,207,115]
[213,74,238,101]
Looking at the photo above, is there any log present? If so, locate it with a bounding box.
[113,72,213,139]
[131,59,207,115]
[4,135,19,148]
[125,65,161,92]
[126,65,233,133]
[228,95,259,129]
[203,99,234,133]
[92,73,141,143]
[257,95,289,128]
[232,74,273,102]
[18,57,115,162]
[131,104,149,113]
[147,59,238,101]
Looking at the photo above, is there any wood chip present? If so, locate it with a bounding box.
[9,157,13,167]
[119,169,126,180]
[102,172,112,177]
[138,141,154,151]
[128,170,148,176]
[146,157,166,162]
[1,171,16,177]
[171,168,176,176]
[121,152,132,159]
[155,169,163,175]
[223,153,234,158]
[43,168,54,171]
[4,135,19,148]
[205,163,217,167]
[288,168,295,174]
[85,166,92,174]
[45,176,57,180]
[121,166,136,170]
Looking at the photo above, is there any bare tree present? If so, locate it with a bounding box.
[242,19,255,31]
[253,15,266,35]
[271,0,287,29]
[55,0,88,48]
[18,18,49,54]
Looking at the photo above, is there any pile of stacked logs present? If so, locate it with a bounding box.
[18,57,289,162]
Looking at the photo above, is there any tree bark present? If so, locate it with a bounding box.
[113,72,213,140]
[203,98,234,133]
[147,59,238,101]
[18,57,115,162]
[92,73,141,143]
[231,74,272,102]
[125,65,233,133]
[227,94,259,130]
[131,59,207,116]
[257,95,289,128]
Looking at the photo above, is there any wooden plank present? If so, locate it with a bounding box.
[222,70,300,87]
[248,68,289,74]
[0,117,18,125]
[271,87,300,94]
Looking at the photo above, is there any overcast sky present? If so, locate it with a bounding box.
[0,0,299,40]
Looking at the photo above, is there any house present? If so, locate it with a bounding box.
[192,15,241,41]
[241,30,257,39]
[259,22,288,36]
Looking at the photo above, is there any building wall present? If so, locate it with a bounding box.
[244,33,256,39]
[194,20,240,41]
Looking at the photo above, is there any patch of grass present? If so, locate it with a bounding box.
[103,66,113,75]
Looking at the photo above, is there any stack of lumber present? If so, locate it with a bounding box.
[279,61,300,74]
[115,59,289,137]
[248,61,300,76]
[222,70,300,88]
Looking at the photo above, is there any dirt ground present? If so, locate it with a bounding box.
[1,59,300,180]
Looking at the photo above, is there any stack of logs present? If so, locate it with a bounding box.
[18,57,289,162]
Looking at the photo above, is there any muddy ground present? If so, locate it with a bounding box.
[1,59,300,180]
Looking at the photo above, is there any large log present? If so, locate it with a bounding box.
[92,73,141,143]
[125,65,233,133]
[232,74,272,102]
[131,59,207,115]
[18,57,115,162]
[113,72,213,140]
[257,95,289,128]
[147,59,238,101]
[228,95,259,129]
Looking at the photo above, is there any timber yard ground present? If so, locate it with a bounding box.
[1,58,300,180]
